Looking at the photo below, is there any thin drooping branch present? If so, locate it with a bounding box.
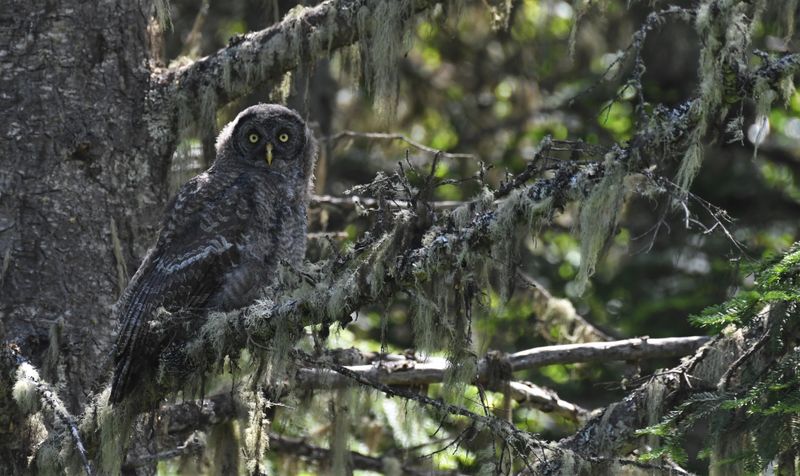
[293,350,550,469]
[6,348,93,476]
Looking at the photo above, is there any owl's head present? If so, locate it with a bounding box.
[215,104,316,181]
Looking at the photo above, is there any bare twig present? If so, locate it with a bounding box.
[294,337,707,421]
[327,130,476,160]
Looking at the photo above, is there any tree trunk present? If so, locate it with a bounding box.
[0,0,168,470]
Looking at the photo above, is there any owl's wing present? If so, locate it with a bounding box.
[110,172,254,403]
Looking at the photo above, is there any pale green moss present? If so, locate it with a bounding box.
[676,139,703,194]
[330,388,353,475]
[410,291,441,353]
[575,155,625,294]
[208,421,240,475]
[356,0,413,118]
[96,390,134,476]
[12,363,41,414]
[153,0,172,29]
[752,76,777,159]
[34,434,63,476]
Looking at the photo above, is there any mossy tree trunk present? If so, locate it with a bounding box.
[0,0,170,471]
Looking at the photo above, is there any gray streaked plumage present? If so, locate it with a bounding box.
[110,104,317,403]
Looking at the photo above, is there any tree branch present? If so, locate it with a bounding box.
[294,337,707,422]
[530,306,790,474]
[506,336,710,371]
[159,0,440,112]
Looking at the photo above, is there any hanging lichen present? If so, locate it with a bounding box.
[153,0,172,30]
[409,290,442,353]
[751,76,777,159]
[242,387,270,475]
[575,153,626,294]
[94,390,135,476]
[356,0,413,118]
[676,0,763,193]
[330,388,353,475]
[207,420,241,476]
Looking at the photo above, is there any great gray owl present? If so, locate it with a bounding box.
[110,104,317,403]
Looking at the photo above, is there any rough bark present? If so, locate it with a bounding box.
[0,0,165,470]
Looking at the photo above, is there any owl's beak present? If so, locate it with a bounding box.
[265,143,273,166]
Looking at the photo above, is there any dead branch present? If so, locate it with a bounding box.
[507,336,709,371]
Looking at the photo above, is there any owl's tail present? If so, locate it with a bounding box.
[109,356,135,404]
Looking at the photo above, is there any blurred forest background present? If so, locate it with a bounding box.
[159,0,798,474]
[3,0,800,474]
[158,1,798,472]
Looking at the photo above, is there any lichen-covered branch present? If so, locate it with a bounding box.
[529,306,785,474]
[4,346,93,475]
[157,0,440,132]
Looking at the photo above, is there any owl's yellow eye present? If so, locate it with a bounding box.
[248,133,259,144]
[278,133,290,143]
